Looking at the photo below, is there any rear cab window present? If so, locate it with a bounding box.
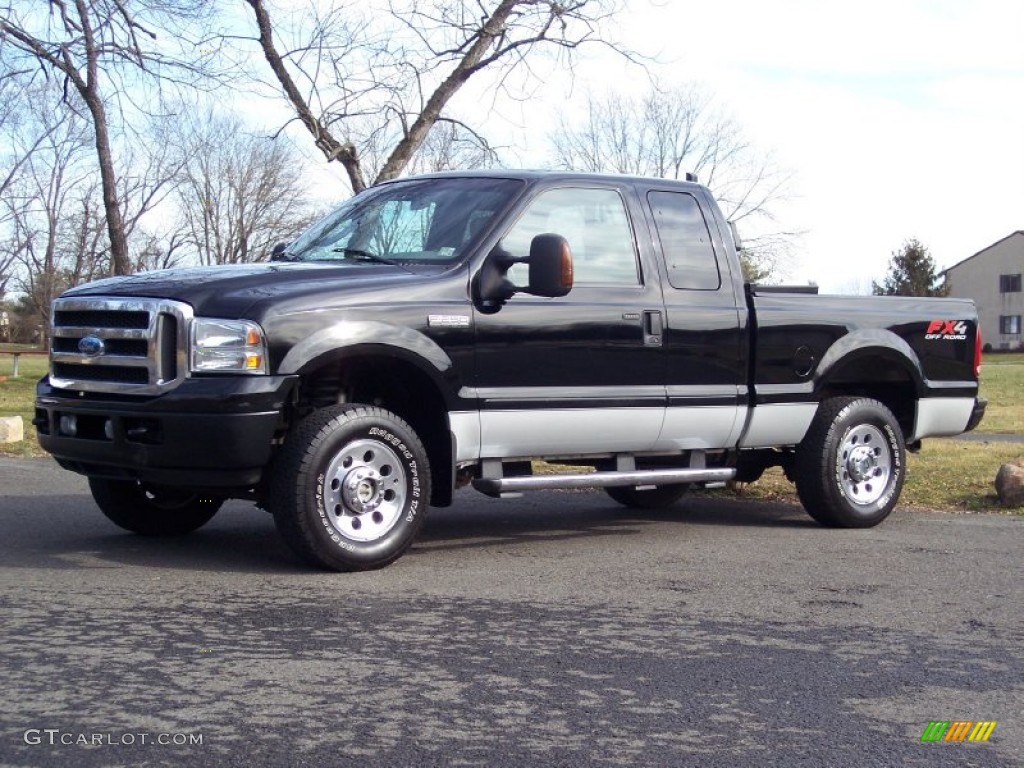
[647,191,721,290]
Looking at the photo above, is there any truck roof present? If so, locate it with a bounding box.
[382,168,706,190]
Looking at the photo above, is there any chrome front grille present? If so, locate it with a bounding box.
[49,297,193,395]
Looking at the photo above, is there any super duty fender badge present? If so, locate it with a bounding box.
[925,320,968,341]
[428,314,471,328]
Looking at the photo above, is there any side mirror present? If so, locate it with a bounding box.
[473,233,574,314]
[526,234,573,298]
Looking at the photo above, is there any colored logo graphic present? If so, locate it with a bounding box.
[924,320,968,341]
[920,721,997,742]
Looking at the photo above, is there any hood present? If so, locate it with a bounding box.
[62,262,448,317]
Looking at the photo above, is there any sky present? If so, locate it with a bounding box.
[4,1,1020,297]
[474,0,1024,292]
[223,0,1023,294]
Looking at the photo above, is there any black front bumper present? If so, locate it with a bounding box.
[35,375,299,489]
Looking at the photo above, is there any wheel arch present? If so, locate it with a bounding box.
[285,340,461,508]
[813,330,924,439]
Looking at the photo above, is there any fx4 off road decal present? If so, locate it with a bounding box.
[925,320,968,341]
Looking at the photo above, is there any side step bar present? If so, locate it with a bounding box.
[473,467,736,497]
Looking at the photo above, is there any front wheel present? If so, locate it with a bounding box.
[88,478,223,536]
[268,404,431,571]
[794,396,905,528]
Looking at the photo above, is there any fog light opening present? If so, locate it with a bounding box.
[59,415,78,437]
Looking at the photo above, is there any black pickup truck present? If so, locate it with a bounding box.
[35,171,986,570]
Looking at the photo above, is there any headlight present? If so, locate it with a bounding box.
[191,318,268,374]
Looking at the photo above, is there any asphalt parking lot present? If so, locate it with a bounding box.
[0,457,1021,767]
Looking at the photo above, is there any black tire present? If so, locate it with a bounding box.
[88,478,223,536]
[605,484,689,509]
[268,404,431,572]
[794,396,905,528]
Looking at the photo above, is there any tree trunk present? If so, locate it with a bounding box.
[83,92,130,276]
[74,0,130,276]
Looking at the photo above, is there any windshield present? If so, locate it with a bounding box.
[285,177,524,265]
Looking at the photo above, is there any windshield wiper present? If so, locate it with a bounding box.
[331,247,417,273]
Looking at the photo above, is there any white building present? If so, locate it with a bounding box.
[942,231,1024,351]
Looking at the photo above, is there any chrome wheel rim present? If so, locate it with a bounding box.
[323,438,407,542]
[837,424,891,506]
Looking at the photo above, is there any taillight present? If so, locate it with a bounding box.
[974,326,983,378]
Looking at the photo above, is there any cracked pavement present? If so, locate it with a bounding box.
[1,457,1021,767]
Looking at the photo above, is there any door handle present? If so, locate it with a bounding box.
[643,310,663,347]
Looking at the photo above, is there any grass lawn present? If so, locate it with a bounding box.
[978,352,1024,433]
[0,352,46,458]
[731,438,1023,513]
[1,349,1021,511]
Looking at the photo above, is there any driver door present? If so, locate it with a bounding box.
[471,184,667,458]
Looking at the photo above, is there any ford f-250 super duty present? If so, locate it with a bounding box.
[35,171,986,571]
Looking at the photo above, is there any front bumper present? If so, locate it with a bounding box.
[965,396,987,433]
[35,375,298,489]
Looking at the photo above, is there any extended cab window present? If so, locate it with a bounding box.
[648,191,721,290]
[502,187,639,285]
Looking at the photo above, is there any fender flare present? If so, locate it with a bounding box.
[812,329,925,395]
[277,320,462,506]
[278,320,457,401]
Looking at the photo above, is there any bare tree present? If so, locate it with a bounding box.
[132,230,190,273]
[355,118,500,183]
[118,127,190,249]
[0,0,216,275]
[0,240,16,298]
[59,182,111,285]
[417,120,498,173]
[0,77,30,297]
[0,77,189,305]
[173,112,314,265]
[3,100,95,338]
[0,74,68,291]
[551,84,796,281]
[242,0,627,193]
[0,79,183,336]
[0,75,51,211]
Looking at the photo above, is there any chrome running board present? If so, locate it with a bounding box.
[472,467,736,497]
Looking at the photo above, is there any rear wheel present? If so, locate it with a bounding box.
[88,478,223,536]
[268,404,430,571]
[794,396,905,528]
[605,484,689,509]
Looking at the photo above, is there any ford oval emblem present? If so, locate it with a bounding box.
[78,335,106,357]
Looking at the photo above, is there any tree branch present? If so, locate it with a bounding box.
[243,0,366,192]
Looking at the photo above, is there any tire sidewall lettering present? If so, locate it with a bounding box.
[368,426,413,459]
[313,471,358,550]
[832,410,903,515]
[877,421,902,509]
